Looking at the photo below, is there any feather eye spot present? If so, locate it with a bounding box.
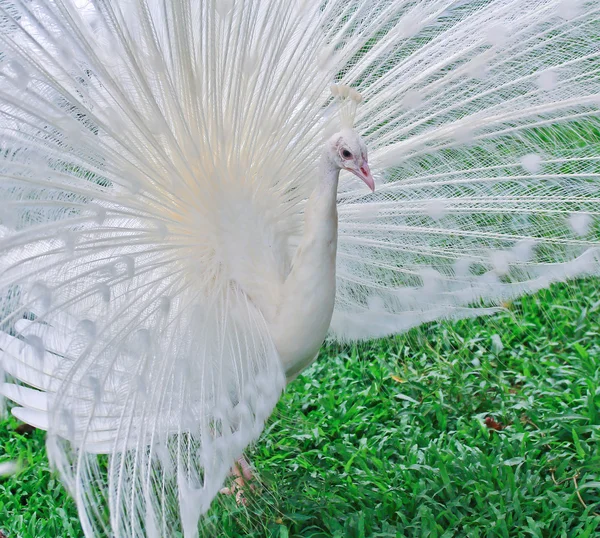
[59,231,76,256]
[96,283,111,303]
[25,334,45,361]
[0,461,20,477]
[490,251,511,276]
[88,375,103,403]
[512,240,536,262]
[520,153,543,174]
[569,213,592,237]
[424,200,446,221]
[28,282,52,312]
[89,204,107,225]
[558,0,581,20]
[77,319,97,341]
[115,256,135,279]
[420,268,442,293]
[134,329,151,353]
[454,258,473,279]
[537,70,557,91]
[8,60,30,90]
[486,24,508,47]
[402,89,422,109]
[153,221,168,239]
[491,334,504,354]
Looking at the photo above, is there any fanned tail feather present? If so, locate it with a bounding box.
[0,0,321,534]
[331,0,600,338]
[1,0,600,536]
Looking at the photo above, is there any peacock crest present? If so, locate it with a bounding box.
[330,84,363,128]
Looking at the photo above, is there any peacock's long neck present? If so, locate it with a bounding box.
[269,158,340,380]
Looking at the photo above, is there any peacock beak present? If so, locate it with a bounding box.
[348,162,375,192]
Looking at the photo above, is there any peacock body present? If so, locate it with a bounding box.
[0,0,599,536]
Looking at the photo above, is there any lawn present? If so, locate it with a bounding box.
[1,279,599,537]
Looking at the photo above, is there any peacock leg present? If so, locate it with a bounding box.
[219,455,255,504]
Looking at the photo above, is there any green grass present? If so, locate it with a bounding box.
[1,280,600,537]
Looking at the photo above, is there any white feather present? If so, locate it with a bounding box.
[0,460,20,477]
[0,0,599,536]
[1,383,49,411]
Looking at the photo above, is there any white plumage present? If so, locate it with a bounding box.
[0,0,599,536]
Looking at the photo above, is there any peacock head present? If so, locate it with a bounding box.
[327,128,374,192]
[327,84,374,192]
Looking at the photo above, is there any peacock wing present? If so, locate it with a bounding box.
[332,0,600,340]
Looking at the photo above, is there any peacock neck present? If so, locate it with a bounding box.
[301,157,340,246]
[268,156,341,380]
[312,157,341,214]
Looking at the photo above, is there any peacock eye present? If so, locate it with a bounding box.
[341,149,352,159]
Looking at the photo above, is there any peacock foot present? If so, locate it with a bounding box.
[219,455,256,505]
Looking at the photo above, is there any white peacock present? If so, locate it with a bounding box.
[0,1,599,536]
